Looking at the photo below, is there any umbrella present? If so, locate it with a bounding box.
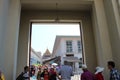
[52,63,58,66]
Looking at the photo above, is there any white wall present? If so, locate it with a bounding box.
[31,50,41,65]
[53,37,82,66]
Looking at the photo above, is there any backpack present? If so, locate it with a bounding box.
[16,72,25,80]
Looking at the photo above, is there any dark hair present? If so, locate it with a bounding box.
[108,61,115,68]
[44,69,48,71]
[38,68,41,70]
[24,66,29,71]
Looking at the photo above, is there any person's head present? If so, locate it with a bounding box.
[38,67,41,71]
[24,66,29,72]
[32,70,35,75]
[50,68,54,72]
[44,68,48,72]
[82,64,87,71]
[108,61,115,70]
[95,66,104,74]
[31,67,34,71]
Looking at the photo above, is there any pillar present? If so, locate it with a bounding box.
[103,0,120,69]
[92,0,113,79]
[0,0,21,80]
[82,11,97,73]
[0,0,9,71]
[16,13,30,77]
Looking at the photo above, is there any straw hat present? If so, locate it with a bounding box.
[95,67,104,74]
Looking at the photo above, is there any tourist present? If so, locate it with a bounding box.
[0,70,5,80]
[37,68,42,80]
[49,67,57,80]
[23,66,29,80]
[81,64,95,80]
[30,65,35,77]
[107,61,120,80]
[16,66,29,80]
[30,69,36,80]
[59,61,74,80]
[41,68,49,80]
[95,66,104,80]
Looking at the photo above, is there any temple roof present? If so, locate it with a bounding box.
[43,49,51,56]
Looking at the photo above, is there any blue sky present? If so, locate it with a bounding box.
[31,23,80,55]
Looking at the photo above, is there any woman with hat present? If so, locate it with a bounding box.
[95,67,104,80]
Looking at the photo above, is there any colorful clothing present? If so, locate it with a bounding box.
[44,74,49,80]
[49,68,57,80]
[81,70,95,80]
[95,72,104,80]
[110,68,120,80]
[41,72,49,80]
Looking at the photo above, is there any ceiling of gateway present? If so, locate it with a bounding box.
[21,0,93,11]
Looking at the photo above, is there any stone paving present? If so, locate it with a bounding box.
[71,74,81,80]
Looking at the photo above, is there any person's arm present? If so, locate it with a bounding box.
[54,69,61,80]
[70,67,74,76]
[58,68,61,75]
[56,72,61,80]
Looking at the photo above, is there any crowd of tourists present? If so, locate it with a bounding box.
[0,61,120,80]
[29,61,74,80]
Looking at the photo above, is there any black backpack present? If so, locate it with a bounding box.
[16,72,25,80]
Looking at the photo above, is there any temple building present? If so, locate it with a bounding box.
[42,49,52,62]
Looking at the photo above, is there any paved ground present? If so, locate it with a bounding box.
[71,74,80,80]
